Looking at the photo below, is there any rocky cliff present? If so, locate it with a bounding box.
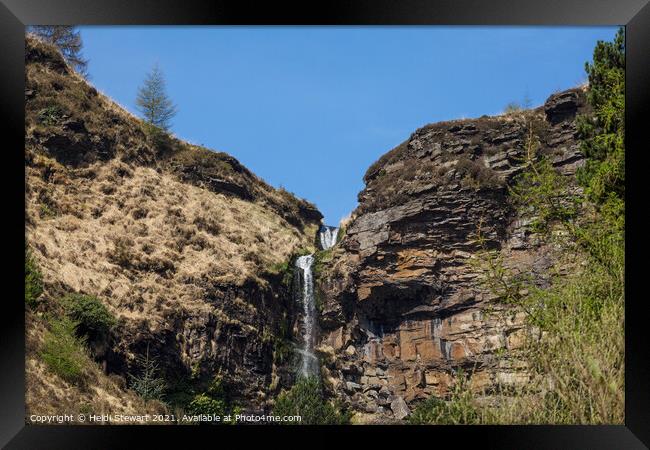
[24,36,321,416]
[315,88,588,422]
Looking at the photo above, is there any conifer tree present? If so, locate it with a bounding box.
[129,344,166,403]
[28,26,88,75]
[136,64,177,131]
[576,27,625,232]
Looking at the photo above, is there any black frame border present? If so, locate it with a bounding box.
[1,0,648,448]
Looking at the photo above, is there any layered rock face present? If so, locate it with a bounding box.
[316,88,587,421]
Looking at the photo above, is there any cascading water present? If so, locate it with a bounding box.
[319,225,339,250]
[293,225,339,378]
[295,254,319,378]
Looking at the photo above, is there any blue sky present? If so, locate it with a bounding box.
[78,26,618,225]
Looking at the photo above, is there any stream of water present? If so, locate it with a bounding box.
[294,225,340,378]
[319,225,339,251]
[295,254,318,378]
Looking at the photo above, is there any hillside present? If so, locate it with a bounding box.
[24,35,322,418]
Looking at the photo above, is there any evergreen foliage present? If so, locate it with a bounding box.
[28,26,88,75]
[136,64,177,131]
[129,345,167,403]
[184,376,241,423]
[187,393,227,416]
[576,27,625,234]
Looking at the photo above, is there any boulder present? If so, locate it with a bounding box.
[390,396,411,420]
[544,88,583,124]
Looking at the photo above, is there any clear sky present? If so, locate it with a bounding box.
[77,26,618,225]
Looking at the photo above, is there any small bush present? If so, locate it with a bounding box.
[273,376,350,425]
[143,123,177,156]
[37,189,58,219]
[268,260,289,275]
[187,393,227,417]
[456,157,502,189]
[503,102,523,114]
[183,376,241,424]
[193,214,222,236]
[409,372,481,425]
[40,317,89,385]
[39,203,57,219]
[37,105,63,126]
[25,248,44,308]
[110,236,133,267]
[61,293,116,342]
[131,207,148,220]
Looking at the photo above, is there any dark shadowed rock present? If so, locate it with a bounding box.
[544,88,585,124]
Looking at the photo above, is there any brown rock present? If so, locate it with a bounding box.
[390,396,411,420]
[316,87,587,419]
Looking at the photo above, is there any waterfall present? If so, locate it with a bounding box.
[319,225,339,250]
[292,224,338,378]
[295,254,319,378]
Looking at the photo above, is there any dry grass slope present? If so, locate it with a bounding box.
[24,35,321,416]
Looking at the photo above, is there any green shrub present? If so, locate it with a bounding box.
[184,376,241,424]
[37,105,63,126]
[61,293,116,341]
[25,248,44,308]
[143,122,177,156]
[409,372,481,425]
[39,203,57,219]
[268,260,289,274]
[313,248,333,277]
[205,376,226,398]
[273,376,350,425]
[187,393,227,416]
[40,317,88,385]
